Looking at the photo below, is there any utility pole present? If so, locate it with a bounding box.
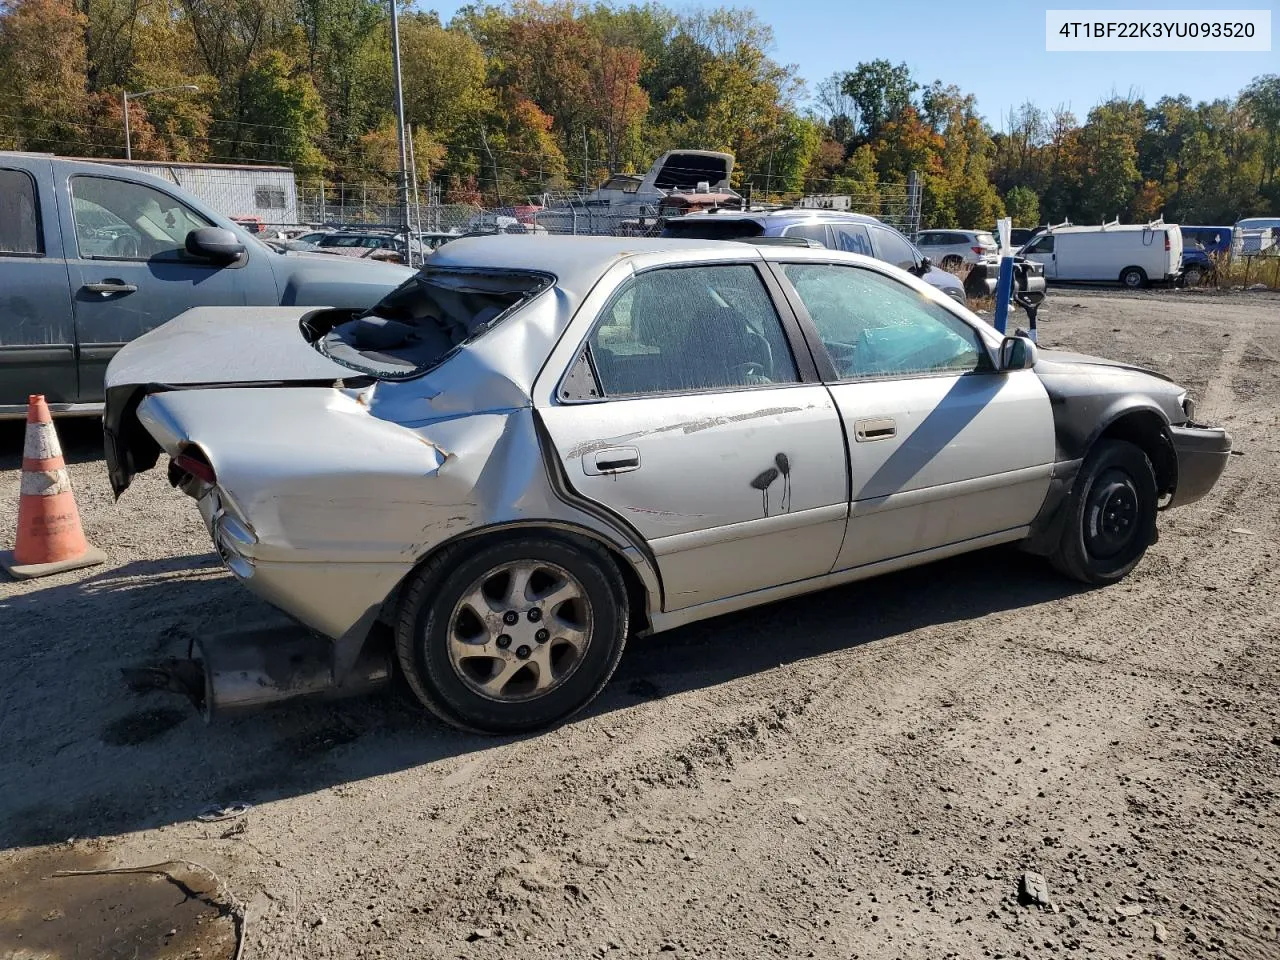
[122,84,199,161]
[389,0,412,267]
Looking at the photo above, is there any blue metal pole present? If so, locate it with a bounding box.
[992,253,1015,335]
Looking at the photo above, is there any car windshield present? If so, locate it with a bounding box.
[313,267,553,379]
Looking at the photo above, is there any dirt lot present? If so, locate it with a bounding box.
[2,288,1278,960]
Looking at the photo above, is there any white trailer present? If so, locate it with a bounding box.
[84,159,299,226]
[1019,220,1183,287]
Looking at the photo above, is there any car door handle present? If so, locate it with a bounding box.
[83,280,138,295]
[583,446,641,476]
[854,418,897,442]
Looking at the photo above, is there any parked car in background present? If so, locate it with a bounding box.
[1018,221,1183,287]
[914,229,998,268]
[1179,241,1216,286]
[1234,217,1280,255]
[314,232,404,258]
[1180,225,1232,257]
[104,236,1231,733]
[660,209,968,304]
[0,153,414,417]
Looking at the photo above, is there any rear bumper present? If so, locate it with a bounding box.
[1167,423,1232,508]
[200,490,408,642]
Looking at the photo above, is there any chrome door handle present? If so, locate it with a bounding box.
[84,280,138,295]
[854,417,897,442]
[584,446,640,476]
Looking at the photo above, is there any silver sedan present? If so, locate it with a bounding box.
[104,237,1231,733]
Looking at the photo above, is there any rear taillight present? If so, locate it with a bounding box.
[972,246,985,255]
[1164,233,1171,251]
[173,451,216,485]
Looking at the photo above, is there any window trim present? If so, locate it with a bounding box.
[68,173,217,264]
[764,259,998,385]
[555,260,818,405]
[0,167,45,258]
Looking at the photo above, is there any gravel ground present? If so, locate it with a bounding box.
[1,288,1278,960]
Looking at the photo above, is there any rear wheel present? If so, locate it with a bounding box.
[395,535,628,733]
[1183,266,1204,286]
[1049,439,1158,585]
[1120,266,1147,288]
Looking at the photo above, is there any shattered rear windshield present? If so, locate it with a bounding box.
[313,267,553,379]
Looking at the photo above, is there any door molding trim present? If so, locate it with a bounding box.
[648,502,847,557]
[650,525,1029,633]
[852,462,1054,515]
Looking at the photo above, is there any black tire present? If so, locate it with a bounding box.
[941,255,964,271]
[395,535,629,734]
[1120,266,1147,288]
[1183,266,1204,287]
[1049,439,1158,585]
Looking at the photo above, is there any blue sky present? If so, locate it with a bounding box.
[417,0,1278,129]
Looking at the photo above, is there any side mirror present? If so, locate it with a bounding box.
[998,335,1038,371]
[186,227,245,264]
[911,256,932,276]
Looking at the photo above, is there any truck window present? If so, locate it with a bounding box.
[1026,235,1054,253]
[70,175,213,262]
[0,169,42,255]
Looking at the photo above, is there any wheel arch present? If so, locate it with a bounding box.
[381,520,658,638]
[1090,407,1177,500]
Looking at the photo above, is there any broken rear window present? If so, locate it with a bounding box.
[311,267,553,379]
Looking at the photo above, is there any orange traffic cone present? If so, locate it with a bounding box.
[1,395,106,580]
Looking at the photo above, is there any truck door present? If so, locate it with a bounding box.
[0,157,78,413]
[54,165,278,402]
[1021,233,1056,279]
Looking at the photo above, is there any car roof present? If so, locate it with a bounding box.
[676,208,885,226]
[427,235,753,293]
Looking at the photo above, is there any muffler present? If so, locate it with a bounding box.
[196,621,392,721]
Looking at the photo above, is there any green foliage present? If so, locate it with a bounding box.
[0,0,1275,224]
[1004,186,1039,226]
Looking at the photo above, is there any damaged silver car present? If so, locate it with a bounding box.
[104,237,1232,733]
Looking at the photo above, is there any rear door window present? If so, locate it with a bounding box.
[582,264,798,397]
[833,223,873,255]
[314,268,553,379]
[0,168,42,255]
[782,222,831,246]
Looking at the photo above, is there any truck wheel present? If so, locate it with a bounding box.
[395,535,629,734]
[1120,266,1147,288]
[1049,439,1158,585]
[1183,266,1204,286]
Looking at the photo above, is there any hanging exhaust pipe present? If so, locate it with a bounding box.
[195,621,392,721]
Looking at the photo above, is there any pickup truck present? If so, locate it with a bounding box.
[0,153,415,418]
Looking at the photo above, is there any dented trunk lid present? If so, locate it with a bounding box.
[104,305,361,496]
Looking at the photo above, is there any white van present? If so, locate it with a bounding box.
[1018,220,1183,287]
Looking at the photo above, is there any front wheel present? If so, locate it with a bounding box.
[1049,439,1158,585]
[941,255,964,271]
[395,535,629,733]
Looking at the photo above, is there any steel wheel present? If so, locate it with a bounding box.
[1048,439,1157,585]
[1082,468,1140,559]
[447,559,593,703]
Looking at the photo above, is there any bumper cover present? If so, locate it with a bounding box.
[1167,423,1232,508]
